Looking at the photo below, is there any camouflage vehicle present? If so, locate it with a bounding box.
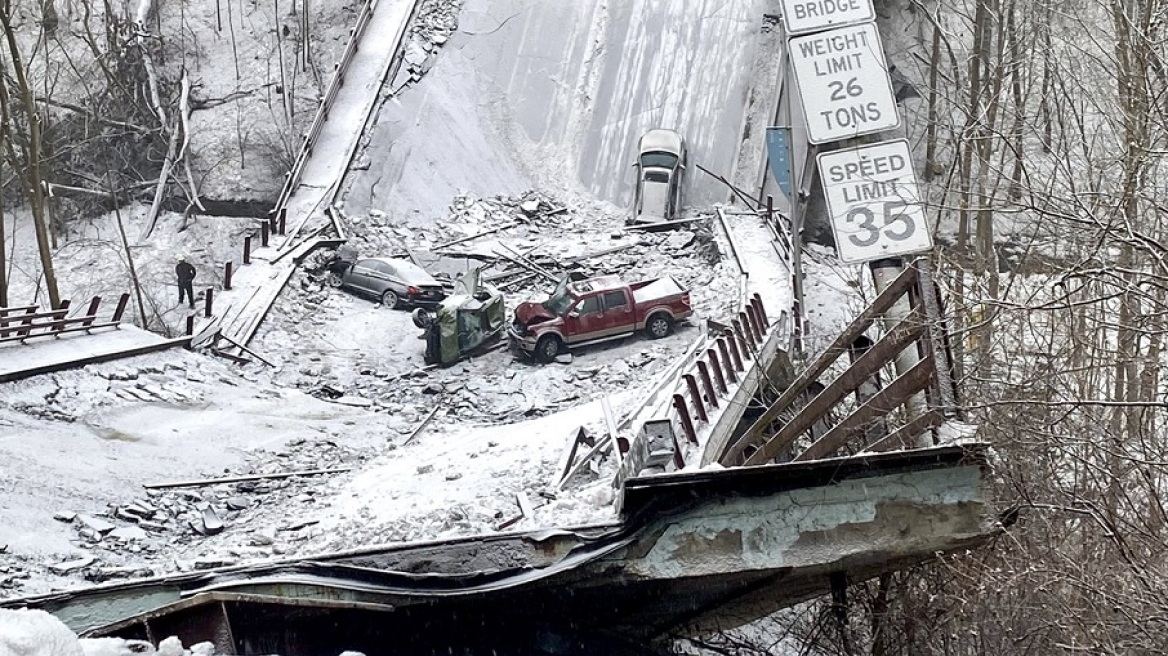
[413,268,506,366]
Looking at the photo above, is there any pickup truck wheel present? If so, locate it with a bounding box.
[381,290,399,309]
[327,272,344,288]
[645,313,673,339]
[534,335,562,363]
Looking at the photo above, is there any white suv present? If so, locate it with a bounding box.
[631,128,686,225]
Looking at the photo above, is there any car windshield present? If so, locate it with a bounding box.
[543,277,575,316]
[640,151,679,169]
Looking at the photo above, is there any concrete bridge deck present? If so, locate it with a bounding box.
[7,444,996,653]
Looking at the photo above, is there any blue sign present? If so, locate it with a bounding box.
[766,127,793,198]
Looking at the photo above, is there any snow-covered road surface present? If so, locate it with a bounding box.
[342,0,778,222]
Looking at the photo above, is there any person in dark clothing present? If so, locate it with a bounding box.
[176,256,196,309]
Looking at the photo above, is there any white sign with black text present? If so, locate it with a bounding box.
[780,0,874,36]
[817,139,931,264]
[788,22,899,144]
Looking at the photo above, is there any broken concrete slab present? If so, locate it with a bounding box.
[48,556,96,575]
[108,526,148,542]
[77,514,116,535]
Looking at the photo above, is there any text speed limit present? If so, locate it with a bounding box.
[816,140,932,264]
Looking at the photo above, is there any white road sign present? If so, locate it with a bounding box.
[788,22,899,144]
[817,139,932,264]
[781,0,875,36]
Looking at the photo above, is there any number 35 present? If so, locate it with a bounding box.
[846,201,916,247]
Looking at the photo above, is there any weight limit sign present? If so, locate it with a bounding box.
[817,139,932,264]
[788,22,899,144]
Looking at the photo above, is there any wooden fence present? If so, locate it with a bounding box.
[0,294,130,344]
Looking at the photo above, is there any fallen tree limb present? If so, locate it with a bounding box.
[145,467,352,489]
[178,72,206,213]
[216,332,274,367]
[434,222,518,251]
[402,406,441,445]
[623,217,705,232]
[34,96,151,133]
[695,163,763,210]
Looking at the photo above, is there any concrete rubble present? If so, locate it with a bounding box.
[258,189,735,425]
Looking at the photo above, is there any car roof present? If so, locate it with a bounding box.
[639,128,684,155]
[363,257,436,281]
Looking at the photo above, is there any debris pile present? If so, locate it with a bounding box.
[41,438,374,583]
[255,190,739,424]
[394,0,463,92]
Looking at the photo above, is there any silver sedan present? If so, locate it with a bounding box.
[328,257,447,309]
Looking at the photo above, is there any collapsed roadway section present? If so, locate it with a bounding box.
[10,444,996,654]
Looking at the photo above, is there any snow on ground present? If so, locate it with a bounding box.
[0,0,785,610]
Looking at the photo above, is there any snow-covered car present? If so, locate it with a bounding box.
[630,128,687,225]
[328,256,447,310]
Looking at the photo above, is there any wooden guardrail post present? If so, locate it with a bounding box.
[732,320,752,360]
[278,208,287,235]
[725,330,744,371]
[204,288,214,318]
[740,310,759,344]
[186,315,195,336]
[753,293,767,326]
[718,337,738,383]
[225,262,234,290]
[684,373,708,422]
[243,236,252,264]
[697,361,718,408]
[672,394,698,445]
[767,195,774,226]
[261,220,270,248]
[707,348,727,393]
[744,310,759,344]
[81,296,101,327]
[112,293,130,322]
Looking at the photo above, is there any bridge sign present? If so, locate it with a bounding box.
[780,0,875,36]
[788,22,899,144]
[817,139,931,264]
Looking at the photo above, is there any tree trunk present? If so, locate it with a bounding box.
[0,7,60,309]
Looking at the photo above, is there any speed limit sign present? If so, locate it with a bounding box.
[817,139,932,263]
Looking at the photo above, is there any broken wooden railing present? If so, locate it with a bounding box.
[0,294,130,344]
[718,258,959,467]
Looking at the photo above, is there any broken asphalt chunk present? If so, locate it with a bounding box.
[48,556,96,575]
[108,526,148,542]
[225,497,251,511]
[201,507,224,535]
[77,514,116,534]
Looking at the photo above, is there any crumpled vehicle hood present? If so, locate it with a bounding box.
[515,302,557,326]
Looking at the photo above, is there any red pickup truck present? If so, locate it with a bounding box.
[509,275,693,362]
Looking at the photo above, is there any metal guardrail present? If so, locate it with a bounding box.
[271,0,423,249]
[269,0,378,222]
